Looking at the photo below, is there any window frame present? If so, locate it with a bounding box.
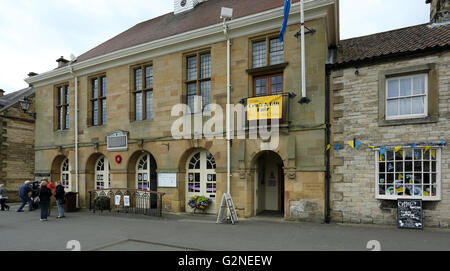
[375,147,441,201]
[378,63,438,126]
[131,62,154,121]
[88,74,107,127]
[385,73,428,121]
[253,73,284,97]
[54,83,70,131]
[184,50,211,114]
[251,34,285,69]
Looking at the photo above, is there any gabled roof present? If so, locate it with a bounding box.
[77,0,300,63]
[333,22,450,66]
[0,87,35,113]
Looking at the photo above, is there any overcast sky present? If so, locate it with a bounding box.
[0,0,430,94]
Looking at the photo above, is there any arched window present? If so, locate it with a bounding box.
[61,158,71,191]
[95,156,110,189]
[136,154,150,190]
[186,151,217,213]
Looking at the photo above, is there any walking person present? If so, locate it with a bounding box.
[0,184,10,211]
[17,181,33,212]
[38,181,52,221]
[55,182,66,219]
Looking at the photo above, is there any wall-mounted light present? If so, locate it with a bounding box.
[19,97,36,119]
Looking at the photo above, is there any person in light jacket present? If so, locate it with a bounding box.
[0,184,9,211]
[54,182,66,218]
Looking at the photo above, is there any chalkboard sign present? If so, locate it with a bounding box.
[397,199,423,229]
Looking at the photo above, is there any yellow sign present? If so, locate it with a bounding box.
[247,95,283,121]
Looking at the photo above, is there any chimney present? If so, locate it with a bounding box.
[427,0,450,23]
[28,72,38,77]
[0,89,4,97]
[56,56,69,68]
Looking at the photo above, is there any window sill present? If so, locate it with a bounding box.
[246,62,288,76]
[378,115,438,127]
[377,196,441,201]
[54,129,70,134]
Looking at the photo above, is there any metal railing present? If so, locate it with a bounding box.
[88,188,165,217]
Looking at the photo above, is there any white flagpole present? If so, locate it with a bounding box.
[300,0,306,99]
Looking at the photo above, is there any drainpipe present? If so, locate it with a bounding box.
[223,19,231,198]
[69,63,79,208]
[325,69,331,224]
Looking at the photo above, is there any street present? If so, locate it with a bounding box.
[1,206,449,251]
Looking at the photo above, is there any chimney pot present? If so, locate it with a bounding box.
[28,72,38,77]
[427,0,450,23]
[0,89,4,97]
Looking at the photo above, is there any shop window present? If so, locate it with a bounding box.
[376,147,441,200]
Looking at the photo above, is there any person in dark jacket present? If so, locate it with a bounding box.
[0,184,9,211]
[38,181,52,221]
[54,182,66,218]
[17,181,33,212]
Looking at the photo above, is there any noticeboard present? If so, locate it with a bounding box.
[397,199,423,229]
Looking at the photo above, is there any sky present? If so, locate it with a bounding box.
[0,0,430,94]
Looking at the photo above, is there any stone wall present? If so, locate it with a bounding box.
[330,52,450,228]
[33,19,331,221]
[0,101,35,201]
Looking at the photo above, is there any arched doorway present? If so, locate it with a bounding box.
[135,152,158,208]
[186,150,217,214]
[95,156,111,189]
[253,151,285,216]
[135,153,157,192]
[61,158,71,191]
[51,155,70,190]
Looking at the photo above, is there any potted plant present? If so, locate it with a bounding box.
[188,195,212,214]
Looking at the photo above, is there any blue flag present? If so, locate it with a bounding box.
[279,0,291,42]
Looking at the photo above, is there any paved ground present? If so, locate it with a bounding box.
[1,205,449,251]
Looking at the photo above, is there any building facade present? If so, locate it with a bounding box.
[0,87,35,201]
[26,0,339,221]
[328,1,450,227]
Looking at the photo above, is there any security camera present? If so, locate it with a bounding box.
[220,7,233,19]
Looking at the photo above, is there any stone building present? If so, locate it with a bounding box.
[0,87,35,201]
[328,0,450,227]
[25,0,339,221]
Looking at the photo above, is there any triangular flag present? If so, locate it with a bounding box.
[379,154,384,161]
[336,144,341,151]
[369,145,376,149]
[431,149,436,159]
[348,141,355,149]
[380,148,386,156]
[326,144,331,151]
[355,141,362,149]
[424,146,431,153]
[394,146,402,153]
[410,143,417,148]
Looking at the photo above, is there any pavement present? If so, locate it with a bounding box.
[1,204,450,251]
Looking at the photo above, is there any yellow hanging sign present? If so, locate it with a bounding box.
[247,95,283,121]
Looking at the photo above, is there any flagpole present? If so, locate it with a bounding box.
[301,0,306,99]
[299,0,311,104]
